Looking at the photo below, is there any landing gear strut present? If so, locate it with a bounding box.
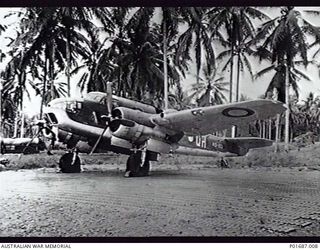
[125,150,151,177]
[59,150,81,173]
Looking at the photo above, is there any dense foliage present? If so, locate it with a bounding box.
[0,7,320,141]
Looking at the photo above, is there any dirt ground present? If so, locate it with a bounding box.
[1,146,320,237]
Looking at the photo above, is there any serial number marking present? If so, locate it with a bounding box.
[212,142,224,150]
[289,244,318,248]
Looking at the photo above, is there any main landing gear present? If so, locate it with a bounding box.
[59,149,81,173]
[124,150,151,177]
[219,157,229,169]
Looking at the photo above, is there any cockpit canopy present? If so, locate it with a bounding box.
[85,92,110,105]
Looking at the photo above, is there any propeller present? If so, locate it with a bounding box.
[89,115,110,155]
[89,82,113,155]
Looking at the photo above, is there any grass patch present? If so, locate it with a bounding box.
[1,152,61,170]
[0,142,319,171]
[231,142,320,168]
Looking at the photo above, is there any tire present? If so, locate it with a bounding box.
[125,151,150,177]
[126,152,142,176]
[0,141,5,154]
[59,152,81,173]
[138,161,150,176]
[139,151,150,176]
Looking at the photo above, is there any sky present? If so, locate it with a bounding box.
[1,7,320,116]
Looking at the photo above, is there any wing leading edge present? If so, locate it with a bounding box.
[151,99,286,135]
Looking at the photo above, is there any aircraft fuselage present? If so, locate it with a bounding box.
[43,93,273,158]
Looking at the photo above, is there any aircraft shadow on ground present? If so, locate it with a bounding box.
[78,168,189,178]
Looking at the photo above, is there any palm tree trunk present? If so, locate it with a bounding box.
[279,120,282,141]
[117,70,122,96]
[40,57,48,118]
[20,113,25,138]
[259,120,262,138]
[0,81,2,137]
[196,75,200,103]
[50,43,55,102]
[13,115,18,138]
[229,45,234,103]
[163,14,168,110]
[285,65,290,150]
[230,52,241,138]
[236,53,240,102]
[275,114,280,152]
[230,45,236,138]
[269,119,272,140]
[66,31,71,97]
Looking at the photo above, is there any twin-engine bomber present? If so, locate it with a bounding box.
[39,84,285,177]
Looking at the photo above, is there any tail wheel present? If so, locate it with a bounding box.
[59,152,81,173]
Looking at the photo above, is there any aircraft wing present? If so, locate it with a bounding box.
[151,99,286,135]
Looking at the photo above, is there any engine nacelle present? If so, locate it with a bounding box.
[112,107,155,127]
[109,119,167,143]
[110,135,133,149]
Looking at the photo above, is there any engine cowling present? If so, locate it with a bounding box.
[109,119,167,143]
[112,107,155,127]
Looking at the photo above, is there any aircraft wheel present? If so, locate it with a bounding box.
[59,152,81,173]
[125,152,142,177]
[125,151,150,177]
[0,141,5,154]
[139,151,150,176]
[220,158,229,168]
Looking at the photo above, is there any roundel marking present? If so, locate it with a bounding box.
[188,136,194,142]
[222,107,255,117]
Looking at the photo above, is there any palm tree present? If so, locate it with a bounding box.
[57,7,114,97]
[189,65,228,107]
[254,7,320,149]
[29,72,68,105]
[4,7,113,117]
[73,31,114,93]
[255,60,313,101]
[216,37,257,102]
[208,7,269,103]
[108,8,165,100]
[0,23,7,136]
[175,7,216,101]
[161,7,183,110]
[102,8,181,104]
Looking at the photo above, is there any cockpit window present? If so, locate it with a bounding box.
[66,101,82,113]
[77,102,82,109]
[46,113,58,125]
[86,92,108,103]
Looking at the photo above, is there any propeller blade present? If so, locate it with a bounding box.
[89,125,108,155]
[106,82,113,116]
